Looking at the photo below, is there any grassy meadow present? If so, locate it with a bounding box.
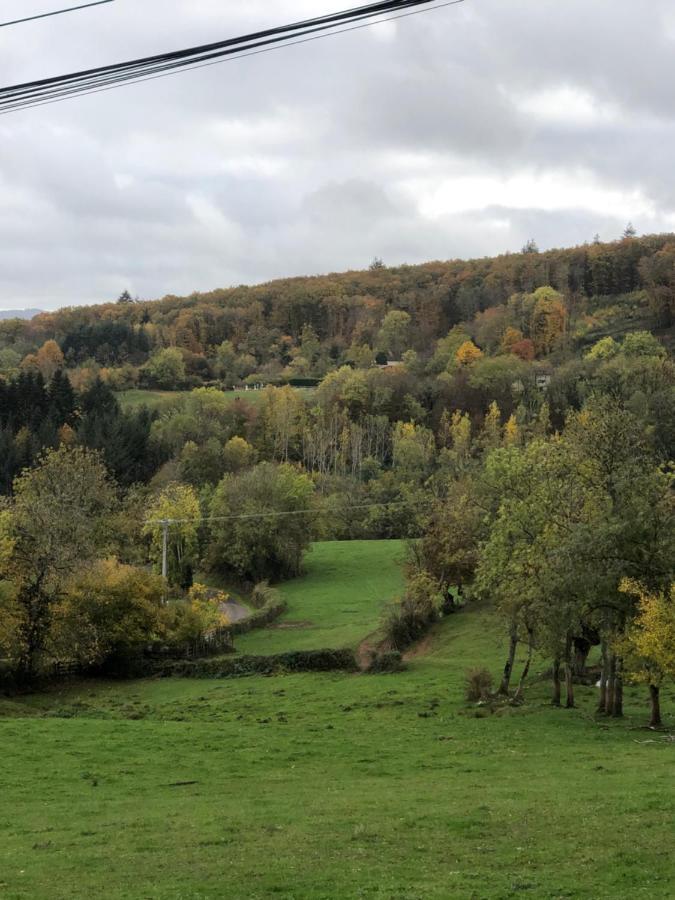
[116,387,317,413]
[1,541,674,899]
[235,540,405,655]
[115,389,191,412]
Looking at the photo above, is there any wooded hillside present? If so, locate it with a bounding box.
[1,234,673,391]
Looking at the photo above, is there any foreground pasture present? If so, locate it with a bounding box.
[1,545,673,899]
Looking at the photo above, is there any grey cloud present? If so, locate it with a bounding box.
[0,0,674,309]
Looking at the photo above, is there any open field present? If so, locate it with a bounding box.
[115,389,191,411]
[1,544,674,900]
[116,387,317,413]
[235,540,405,655]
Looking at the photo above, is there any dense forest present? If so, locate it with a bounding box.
[0,234,673,722]
[1,232,674,390]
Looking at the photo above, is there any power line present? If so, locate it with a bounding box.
[0,1,115,29]
[0,0,466,114]
[146,498,434,528]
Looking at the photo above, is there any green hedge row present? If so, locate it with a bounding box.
[154,647,358,679]
[228,599,288,637]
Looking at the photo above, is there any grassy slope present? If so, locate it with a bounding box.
[235,540,405,654]
[1,554,674,899]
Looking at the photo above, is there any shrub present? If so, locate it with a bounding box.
[366,650,405,674]
[156,648,357,679]
[382,574,443,651]
[250,581,280,610]
[465,667,494,702]
[383,596,437,651]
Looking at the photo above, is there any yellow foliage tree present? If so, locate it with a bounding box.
[159,584,230,645]
[143,484,201,587]
[530,287,568,356]
[450,410,472,464]
[619,579,675,728]
[222,436,257,473]
[480,401,501,452]
[0,510,19,658]
[501,326,525,355]
[392,421,435,479]
[50,559,164,667]
[455,340,484,367]
[188,583,230,631]
[0,509,15,573]
[503,414,520,448]
[36,340,65,380]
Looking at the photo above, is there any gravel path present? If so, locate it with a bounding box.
[219,600,250,624]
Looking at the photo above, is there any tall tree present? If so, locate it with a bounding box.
[3,447,115,678]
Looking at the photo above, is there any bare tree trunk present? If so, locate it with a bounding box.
[564,635,575,708]
[606,652,616,716]
[499,625,518,696]
[552,658,561,707]
[564,662,575,708]
[572,638,591,678]
[513,632,534,703]
[611,657,624,718]
[597,638,608,714]
[649,684,662,729]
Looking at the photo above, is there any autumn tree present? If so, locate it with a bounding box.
[562,399,674,717]
[619,580,675,728]
[530,287,568,356]
[50,560,164,669]
[143,484,201,588]
[479,401,501,453]
[3,447,116,678]
[456,340,484,367]
[35,340,65,380]
[222,436,257,473]
[259,385,306,462]
[392,422,435,482]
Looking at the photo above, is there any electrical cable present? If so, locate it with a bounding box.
[0,0,466,114]
[0,1,115,30]
[146,498,434,527]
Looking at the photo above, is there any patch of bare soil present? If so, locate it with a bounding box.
[218,600,250,624]
[356,631,389,671]
[403,630,438,661]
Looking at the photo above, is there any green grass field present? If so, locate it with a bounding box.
[235,540,405,655]
[1,542,674,899]
[116,387,316,413]
[116,389,191,412]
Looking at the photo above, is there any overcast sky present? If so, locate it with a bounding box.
[1,0,674,311]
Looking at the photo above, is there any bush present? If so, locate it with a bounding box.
[49,560,165,670]
[465,667,494,702]
[250,581,279,610]
[382,575,442,651]
[155,648,357,679]
[366,650,405,674]
[229,597,287,637]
